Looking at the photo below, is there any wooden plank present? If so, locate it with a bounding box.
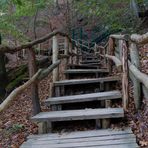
[21,143,139,148]
[28,128,133,139]
[80,63,101,66]
[44,90,122,105]
[80,60,100,64]
[64,69,109,74]
[31,108,124,122]
[54,76,121,86]
[24,133,135,143]
[68,64,98,69]
[21,138,137,148]
[25,133,135,143]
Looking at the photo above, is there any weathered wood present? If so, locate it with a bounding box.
[118,40,123,59]
[31,108,124,122]
[44,90,122,105]
[100,54,122,72]
[64,37,69,70]
[68,64,98,69]
[128,61,148,90]
[0,61,60,112]
[0,70,42,112]
[27,48,41,115]
[108,37,115,72]
[52,35,59,82]
[28,128,133,139]
[129,43,141,109]
[102,83,111,129]
[80,60,100,64]
[122,41,129,110]
[23,134,136,144]
[68,42,73,64]
[54,76,121,86]
[110,34,129,40]
[0,30,76,53]
[21,128,138,148]
[64,69,109,74]
[38,60,61,80]
[131,32,148,45]
[21,143,139,148]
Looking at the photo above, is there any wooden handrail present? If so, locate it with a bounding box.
[0,61,61,113]
[99,32,148,110]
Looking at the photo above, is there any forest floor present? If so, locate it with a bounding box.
[0,46,148,148]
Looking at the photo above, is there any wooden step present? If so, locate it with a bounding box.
[21,128,138,148]
[68,64,98,69]
[44,90,122,105]
[54,76,121,87]
[81,63,101,66]
[64,69,109,74]
[81,60,100,64]
[31,108,124,122]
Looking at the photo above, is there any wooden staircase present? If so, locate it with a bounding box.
[21,51,138,147]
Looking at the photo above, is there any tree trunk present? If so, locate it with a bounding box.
[27,48,41,115]
[0,35,7,102]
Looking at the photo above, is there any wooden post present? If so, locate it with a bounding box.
[102,84,111,129]
[74,46,77,64]
[27,48,41,115]
[69,42,73,64]
[52,35,59,82]
[122,41,129,110]
[108,37,115,72]
[129,43,141,109]
[64,37,69,70]
[118,40,123,59]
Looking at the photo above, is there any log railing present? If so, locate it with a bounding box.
[0,30,81,114]
[96,32,148,110]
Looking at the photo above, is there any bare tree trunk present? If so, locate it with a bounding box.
[27,48,41,115]
[0,35,7,102]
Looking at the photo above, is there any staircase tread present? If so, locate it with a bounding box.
[54,76,121,86]
[44,90,122,105]
[64,69,109,73]
[31,108,124,122]
[21,128,139,148]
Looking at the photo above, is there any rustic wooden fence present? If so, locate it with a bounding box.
[0,31,81,114]
[96,32,148,110]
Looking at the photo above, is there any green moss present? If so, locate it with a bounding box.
[6,73,28,92]
[8,65,27,81]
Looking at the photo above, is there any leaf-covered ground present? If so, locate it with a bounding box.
[127,44,148,147]
[0,74,52,148]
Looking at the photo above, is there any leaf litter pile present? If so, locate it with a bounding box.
[0,47,148,147]
[127,44,148,147]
